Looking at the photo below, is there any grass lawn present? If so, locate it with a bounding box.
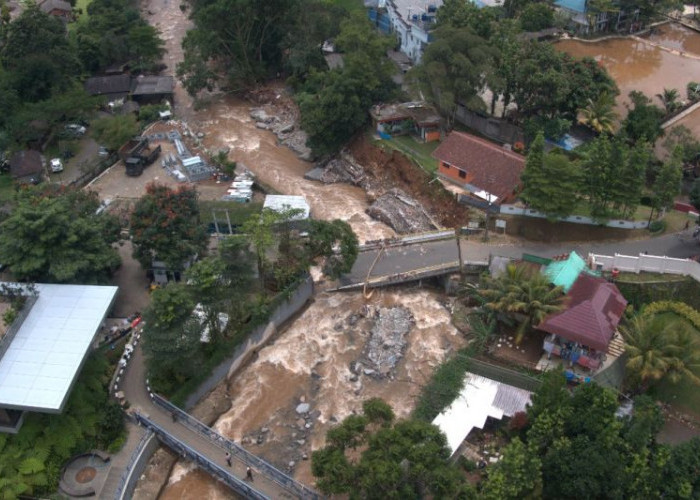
[199,200,262,228]
[373,133,439,174]
[616,271,688,283]
[69,0,92,31]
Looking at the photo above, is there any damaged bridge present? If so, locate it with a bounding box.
[334,231,489,291]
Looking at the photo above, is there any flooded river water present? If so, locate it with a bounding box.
[157,288,466,499]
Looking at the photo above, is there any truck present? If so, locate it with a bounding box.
[119,138,162,176]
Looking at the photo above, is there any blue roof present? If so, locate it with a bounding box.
[555,0,586,13]
[544,252,587,292]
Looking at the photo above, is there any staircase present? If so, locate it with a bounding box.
[607,332,626,358]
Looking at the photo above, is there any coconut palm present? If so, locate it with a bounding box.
[656,88,681,115]
[621,315,700,390]
[477,264,566,344]
[578,93,618,134]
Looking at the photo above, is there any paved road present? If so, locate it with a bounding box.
[341,232,700,288]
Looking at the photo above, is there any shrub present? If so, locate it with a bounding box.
[642,301,700,331]
[648,220,666,233]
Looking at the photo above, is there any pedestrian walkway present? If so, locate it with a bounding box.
[106,343,318,499]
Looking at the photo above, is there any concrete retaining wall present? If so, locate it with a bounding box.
[184,275,314,409]
[500,205,649,229]
[116,431,159,500]
[589,253,700,281]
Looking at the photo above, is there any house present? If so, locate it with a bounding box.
[433,372,532,455]
[373,0,442,63]
[543,251,600,293]
[0,283,118,432]
[432,131,525,204]
[131,75,175,104]
[9,150,44,184]
[84,74,132,101]
[538,273,627,371]
[38,0,72,21]
[370,102,441,142]
[555,0,640,34]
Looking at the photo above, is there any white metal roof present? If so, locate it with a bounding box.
[263,195,310,220]
[432,372,532,455]
[0,283,118,412]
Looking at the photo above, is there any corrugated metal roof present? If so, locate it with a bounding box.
[433,372,532,455]
[556,0,587,13]
[544,251,587,292]
[263,195,310,220]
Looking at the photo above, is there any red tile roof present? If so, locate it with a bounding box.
[538,274,627,352]
[432,131,525,203]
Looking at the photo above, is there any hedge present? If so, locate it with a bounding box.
[642,301,700,331]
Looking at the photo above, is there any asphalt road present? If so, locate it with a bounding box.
[342,231,700,287]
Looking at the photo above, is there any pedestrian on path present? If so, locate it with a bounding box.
[246,466,254,482]
[225,452,232,467]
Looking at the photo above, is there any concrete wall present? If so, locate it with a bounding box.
[589,253,700,282]
[116,431,159,500]
[500,205,649,229]
[454,105,525,145]
[184,276,314,410]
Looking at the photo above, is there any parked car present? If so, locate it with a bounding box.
[98,146,109,158]
[65,124,87,136]
[50,158,64,173]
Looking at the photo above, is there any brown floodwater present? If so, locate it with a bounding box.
[556,33,700,113]
[157,288,466,497]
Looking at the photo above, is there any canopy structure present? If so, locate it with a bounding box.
[0,283,118,413]
[433,373,532,455]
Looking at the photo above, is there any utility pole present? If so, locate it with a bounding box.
[455,227,463,274]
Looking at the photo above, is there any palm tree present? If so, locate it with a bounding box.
[578,93,618,135]
[656,88,681,115]
[477,264,566,344]
[621,315,700,390]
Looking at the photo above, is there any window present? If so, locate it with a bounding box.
[458,170,466,179]
[442,163,449,170]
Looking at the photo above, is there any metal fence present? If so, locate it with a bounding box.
[466,357,542,392]
[114,429,155,500]
[133,413,269,500]
[151,394,320,500]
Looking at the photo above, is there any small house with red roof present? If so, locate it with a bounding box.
[431,131,525,204]
[538,273,627,372]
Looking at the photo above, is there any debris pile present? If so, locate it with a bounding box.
[366,188,438,234]
[356,306,414,378]
[304,153,366,185]
[250,107,313,161]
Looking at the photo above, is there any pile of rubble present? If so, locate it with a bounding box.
[354,306,414,378]
[304,153,367,186]
[250,108,313,161]
[366,188,438,234]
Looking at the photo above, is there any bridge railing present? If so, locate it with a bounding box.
[151,393,320,500]
[114,429,154,500]
[134,412,270,500]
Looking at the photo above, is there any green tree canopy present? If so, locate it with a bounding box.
[651,146,683,218]
[92,114,139,152]
[519,3,555,32]
[0,187,121,283]
[488,371,700,499]
[312,400,473,498]
[297,13,396,155]
[521,132,582,219]
[622,90,665,144]
[142,283,202,391]
[411,25,496,126]
[130,183,208,272]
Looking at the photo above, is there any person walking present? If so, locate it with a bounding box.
[225,452,232,467]
[246,466,254,482]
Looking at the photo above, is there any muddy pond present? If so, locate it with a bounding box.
[557,23,700,124]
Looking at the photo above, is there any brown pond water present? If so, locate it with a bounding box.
[557,29,700,114]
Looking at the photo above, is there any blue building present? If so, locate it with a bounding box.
[555,0,640,34]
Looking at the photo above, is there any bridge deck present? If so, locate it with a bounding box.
[339,238,463,289]
[120,343,309,499]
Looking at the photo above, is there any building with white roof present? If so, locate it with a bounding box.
[433,372,532,455]
[263,195,311,220]
[0,283,118,433]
